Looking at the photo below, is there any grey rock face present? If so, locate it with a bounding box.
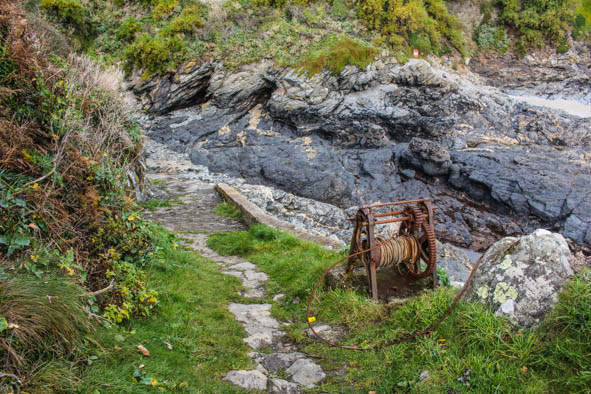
[470,45,591,104]
[466,229,574,327]
[285,359,327,388]
[223,370,268,390]
[140,58,591,250]
[130,62,214,114]
[401,138,452,176]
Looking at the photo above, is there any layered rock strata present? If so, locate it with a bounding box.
[134,58,591,250]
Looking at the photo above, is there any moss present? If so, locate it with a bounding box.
[300,36,377,76]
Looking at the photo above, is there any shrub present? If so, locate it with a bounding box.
[300,37,377,76]
[123,33,186,76]
[115,17,142,42]
[498,0,578,54]
[40,0,85,27]
[0,276,92,380]
[152,0,179,20]
[330,0,349,19]
[168,6,204,34]
[354,0,465,55]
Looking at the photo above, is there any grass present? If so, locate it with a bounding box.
[208,225,591,393]
[78,228,252,392]
[300,36,377,76]
[214,202,243,220]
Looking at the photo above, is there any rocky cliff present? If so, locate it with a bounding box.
[132,58,591,251]
[470,44,591,104]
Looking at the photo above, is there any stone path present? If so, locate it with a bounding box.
[143,169,326,392]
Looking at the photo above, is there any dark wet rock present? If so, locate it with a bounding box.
[130,61,214,114]
[466,229,574,327]
[401,138,452,176]
[470,45,591,104]
[139,58,591,250]
[260,352,306,372]
[437,241,477,286]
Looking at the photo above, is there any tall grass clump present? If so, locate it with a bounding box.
[300,36,377,75]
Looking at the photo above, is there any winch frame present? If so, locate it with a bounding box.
[345,198,438,301]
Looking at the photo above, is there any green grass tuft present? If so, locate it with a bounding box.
[300,36,377,76]
[214,201,243,221]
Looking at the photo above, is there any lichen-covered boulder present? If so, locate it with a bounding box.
[466,229,574,327]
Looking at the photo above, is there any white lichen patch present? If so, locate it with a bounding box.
[477,285,489,300]
[503,261,526,279]
[499,255,512,270]
[493,282,518,304]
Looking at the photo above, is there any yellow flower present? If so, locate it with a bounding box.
[150,379,158,386]
[66,267,74,276]
[32,183,39,190]
[31,255,39,262]
[148,296,157,303]
[128,214,135,222]
[22,150,33,162]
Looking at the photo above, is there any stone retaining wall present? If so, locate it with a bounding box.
[215,184,344,250]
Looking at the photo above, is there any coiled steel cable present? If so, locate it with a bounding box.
[371,235,418,269]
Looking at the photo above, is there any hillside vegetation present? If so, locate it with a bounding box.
[30,0,590,78]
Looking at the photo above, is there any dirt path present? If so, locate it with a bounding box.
[143,169,326,392]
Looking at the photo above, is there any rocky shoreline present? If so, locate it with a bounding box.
[135,56,591,252]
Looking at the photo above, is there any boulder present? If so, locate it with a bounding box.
[466,229,574,327]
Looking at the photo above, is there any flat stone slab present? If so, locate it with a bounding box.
[229,262,258,271]
[223,370,267,390]
[228,303,283,349]
[222,270,243,279]
[286,358,326,388]
[244,270,268,282]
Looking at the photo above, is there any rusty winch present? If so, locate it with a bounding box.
[345,198,438,301]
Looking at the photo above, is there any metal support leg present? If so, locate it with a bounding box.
[432,268,438,290]
[370,262,378,301]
